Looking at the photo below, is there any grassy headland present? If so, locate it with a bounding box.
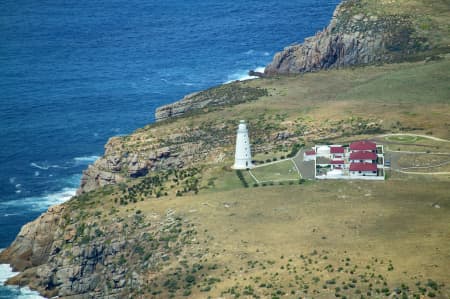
[2,0,450,297]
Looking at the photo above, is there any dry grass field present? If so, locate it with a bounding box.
[127,178,450,298]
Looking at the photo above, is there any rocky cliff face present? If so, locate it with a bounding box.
[0,205,64,272]
[264,0,428,75]
[0,196,202,298]
[78,135,175,194]
[155,82,267,122]
[77,121,235,194]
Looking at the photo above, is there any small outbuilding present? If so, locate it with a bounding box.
[303,150,316,161]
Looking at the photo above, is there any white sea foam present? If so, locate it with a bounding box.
[0,263,46,298]
[0,264,18,285]
[225,66,265,84]
[73,155,99,163]
[0,187,76,212]
[30,162,66,170]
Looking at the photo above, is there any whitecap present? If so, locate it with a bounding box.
[9,177,16,184]
[15,184,21,188]
[0,264,46,298]
[29,163,50,170]
[225,66,265,84]
[30,163,67,170]
[73,156,99,164]
[0,187,76,212]
[3,213,18,217]
[34,171,40,176]
[254,66,266,73]
[245,49,255,55]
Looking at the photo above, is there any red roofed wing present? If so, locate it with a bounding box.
[349,163,378,172]
[350,141,377,151]
[349,152,377,160]
[330,146,345,154]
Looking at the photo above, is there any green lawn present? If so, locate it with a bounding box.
[250,160,300,183]
[385,135,423,143]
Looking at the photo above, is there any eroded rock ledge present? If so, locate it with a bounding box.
[155,83,267,122]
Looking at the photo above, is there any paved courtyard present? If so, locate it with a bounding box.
[292,149,315,179]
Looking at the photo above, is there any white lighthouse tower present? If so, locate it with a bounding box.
[232,120,254,169]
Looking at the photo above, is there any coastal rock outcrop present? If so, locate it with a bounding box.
[0,205,64,271]
[77,121,235,193]
[0,201,200,298]
[264,0,428,75]
[155,83,267,122]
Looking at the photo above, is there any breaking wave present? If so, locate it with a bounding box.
[225,66,266,83]
[0,187,76,212]
[0,263,46,298]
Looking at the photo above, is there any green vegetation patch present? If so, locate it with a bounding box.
[385,135,422,143]
[250,160,300,183]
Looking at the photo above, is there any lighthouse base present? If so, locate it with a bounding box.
[232,161,254,170]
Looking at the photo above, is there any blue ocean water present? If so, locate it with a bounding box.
[0,0,339,297]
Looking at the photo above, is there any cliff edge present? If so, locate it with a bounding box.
[264,0,445,75]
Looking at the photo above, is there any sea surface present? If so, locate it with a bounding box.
[0,0,339,297]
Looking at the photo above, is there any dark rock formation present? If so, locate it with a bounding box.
[265,0,428,75]
[248,70,266,78]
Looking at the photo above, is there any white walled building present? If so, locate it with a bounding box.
[312,140,384,180]
[315,145,330,157]
[303,150,316,161]
[232,120,254,170]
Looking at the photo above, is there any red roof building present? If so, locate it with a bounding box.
[349,152,377,161]
[305,150,316,156]
[349,141,377,151]
[349,163,377,172]
[330,160,345,164]
[330,146,345,154]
